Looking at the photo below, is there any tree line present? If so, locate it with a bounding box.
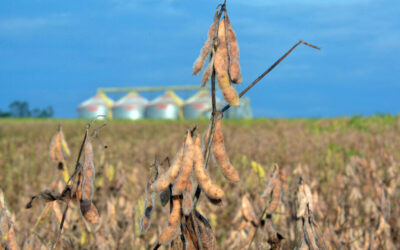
[0,101,54,118]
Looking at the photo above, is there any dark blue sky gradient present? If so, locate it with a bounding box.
[0,0,399,118]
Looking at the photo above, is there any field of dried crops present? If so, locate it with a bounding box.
[0,116,399,249]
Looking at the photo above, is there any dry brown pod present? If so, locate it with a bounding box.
[52,202,64,228]
[183,210,216,250]
[151,144,184,193]
[182,189,193,216]
[261,178,280,199]
[217,70,240,107]
[266,180,281,215]
[0,217,8,248]
[261,166,283,215]
[49,132,63,162]
[232,207,243,225]
[1,223,18,250]
[0,206,18,250]
[7,226,18,250]
[212,117,240,182]
[183,176,194,216]
[193,8,219,76]
[201,53,215,87]
[76,171,83,201]
[159,196,182,245]
[80,138,95,201]
[280,172,289,193]
[140,179,156,233]
[49,127,70,164]
[80,200,99,225]
[172,131,194,195]
[225,13,242,84]
[186,175,193,194]
[241,195,258,226]
[214,16,228,75]
[296,179,313,218]
[183,226,197,250]
[76,137,99,225]
[0,215,7,244]
[193,137,224,200]
[214,17,239,106]
[304,215,318,249]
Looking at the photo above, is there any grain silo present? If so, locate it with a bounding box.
[112,92,148,120]
[225,98,252,119]
[183,90,213,119]
[77,93,114,119]
[145,91,183,119]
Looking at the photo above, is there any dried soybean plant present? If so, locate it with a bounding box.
[227,166,328,249]
[259,165,288,249]
[0,189,18,250]
[139,2,320,249]
[142,128,225,248]
[227,165,287,249]
[294,178,326,250]
[325,157,397,249]
[25,121,105,248]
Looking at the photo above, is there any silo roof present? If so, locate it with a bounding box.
[78,94,114,108]
[184,90,220,104]
[114,92,148,106]
[150,91,183,106]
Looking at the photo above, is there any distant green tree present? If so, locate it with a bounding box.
[9,101,31,117]
[38,106,54,118]
[31,108,41,117]
[4,101,54,118]
[0,109,10,117]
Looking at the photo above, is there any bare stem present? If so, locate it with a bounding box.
[221,40,320,113]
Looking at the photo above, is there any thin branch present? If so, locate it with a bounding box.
[221,40,320,113]
[67,128,88,185]
[205,71,219,170]
[211,70,217,115]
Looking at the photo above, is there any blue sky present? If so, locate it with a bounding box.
[0,0,399,118]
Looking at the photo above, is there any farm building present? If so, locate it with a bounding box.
[77,86,252,120]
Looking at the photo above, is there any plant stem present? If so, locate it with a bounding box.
[221,40,320,113]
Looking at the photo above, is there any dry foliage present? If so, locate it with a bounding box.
[0,116,399,248]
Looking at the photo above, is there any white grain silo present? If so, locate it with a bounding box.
[145,91,183,119]
[77,93,114,119]
[112,92,148,120]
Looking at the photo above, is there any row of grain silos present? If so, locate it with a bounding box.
[77,90,251,120]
